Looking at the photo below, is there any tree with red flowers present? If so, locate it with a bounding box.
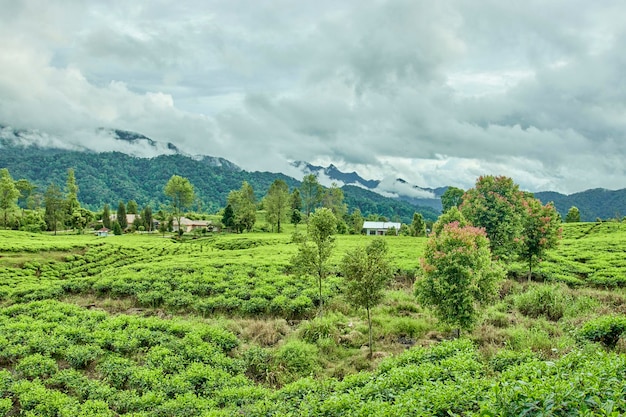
[416,222,505,335]
[518,198,562,280]
[460,175,526,261]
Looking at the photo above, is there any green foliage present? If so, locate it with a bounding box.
[441,186,464,213]
[565,205,581,222]
[341,238,392,357]
[300,174,323,218]
[0,168,20,228]
[579,315,626,348]
[116,201,127,229]
[274,340,320,381]
[513,284,571,321]
[410,212,426,237]
[322,182,346,220]
[102,203,111,229]
[431,206,468,236]
[112,221,122,235]
[518,198,562,278]
[164,175,195,234]
[461,175,526,261]
[44,182,65,234]
[265,179,290,233]
[16,353,59,379]
[228,181,256,233]
[417,222,505,332]
[65,168,80,225]
[292,208,337,316]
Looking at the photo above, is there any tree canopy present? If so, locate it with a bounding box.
[164,175,195,235]
[416,222,505,334]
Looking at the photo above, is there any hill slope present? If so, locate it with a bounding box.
[0,143,436,223]
[536,189,626,222]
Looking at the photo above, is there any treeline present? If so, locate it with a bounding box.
[0,144,437,223]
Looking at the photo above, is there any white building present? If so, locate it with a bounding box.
[362,221,402,236]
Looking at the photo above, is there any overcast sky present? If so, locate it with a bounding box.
[1,1,625,194]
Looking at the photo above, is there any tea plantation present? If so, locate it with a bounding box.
[0,223,624,415]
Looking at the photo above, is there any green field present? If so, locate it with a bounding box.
[0,223,625,415]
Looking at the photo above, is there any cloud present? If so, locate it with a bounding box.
[0,1,625,194]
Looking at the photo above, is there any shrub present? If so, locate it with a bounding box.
[64,344,103,369]
[274,340,320,382]
[514,284,571,321]
[16,354,58,379]
[489,349,537,372]
[298,317,339,343]
[579,315,626,349]
[242,345,274,384]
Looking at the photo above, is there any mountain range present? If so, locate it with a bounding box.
[1,125,624,222]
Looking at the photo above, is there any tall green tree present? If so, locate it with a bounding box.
[341,238,392,358]
[71,207,93,233]
[460,175,526,261]
[519,199,562,280]
[227,181,256,233]
[164,175,195,235]
[292,208,337,316]
[102,204,111,229]
[441,186,464,213]
[290,189,302,228]
[300,174,323,219]
[222,204,235,231]
[44,183,65,235]
[348,208,364,234]
[322,182,346,219]
[65,168,80,215]
[416,222,504,335]
[117,201,127,230]
[15,178,37,211]
[431,206,468,237]
[565,206,581,223]
[126,200,138,214]
[265,179,290,233]
[0,168,19,229]
[142,206,153,232]
[411,212,426,237]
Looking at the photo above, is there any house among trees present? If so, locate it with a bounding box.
[110,213,139,228]
[172,217,218,233]
[94,227,109,237]
[362,221,402,236]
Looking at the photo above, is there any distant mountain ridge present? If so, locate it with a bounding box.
[291,161,445,210]
[535,189,626,222]
[0,130,439,223]
[1,124,624,222]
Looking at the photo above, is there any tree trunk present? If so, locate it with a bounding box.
[367,307,373,359]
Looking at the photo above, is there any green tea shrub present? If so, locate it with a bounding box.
[15,353,58,379]
[136,290,165,308]
[0,397,12,415]
[242,297,270,315]
[488,349,537,372]
[274,340,320,382]
[579,315,626,349]
[298,317,339,343]
[514,284,571,321]
[242,345,274,384]
[287,295,314,319]
[64,344,103,369]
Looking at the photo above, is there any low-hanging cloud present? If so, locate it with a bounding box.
[0,0,625,194]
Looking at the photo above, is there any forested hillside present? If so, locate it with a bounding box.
[536,189,626,222]
[0,143,437,222]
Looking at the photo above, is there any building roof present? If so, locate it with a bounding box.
[176,217,210,226]
[362,221,402,229]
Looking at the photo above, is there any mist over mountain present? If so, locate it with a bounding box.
[0,127,440,223]
[1,125,624,223]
